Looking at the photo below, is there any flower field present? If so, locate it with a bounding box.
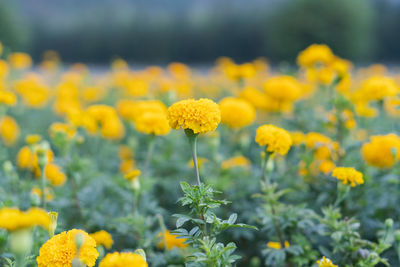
[0,43,400,267]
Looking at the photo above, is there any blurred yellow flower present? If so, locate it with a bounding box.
[263,76,302,102]
[8,52,32,69]
[219,97,255,128]
[90,230,114,249]
[361,134,400,168]
[31,186,54,202]
[0,116,19,146]
[45,163,67,187]
[221,156,250,170]
[267,241,290,250]
[297,44,334,68]
[157,230,188,250]
[0,207,50,231]
[0,90,17,106]
[135,112,170,136]
[26,134,42,145]
[99,252,147,267]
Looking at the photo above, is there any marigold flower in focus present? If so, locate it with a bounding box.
[0,207,50,231]
[99,252,148,267]
[255,125,292,156]
[317,256,338,267]
[332,167,364,187]
[90,230,114,249]
[219,97,255,128]
[0,116,20,146]
[267,241,290,250]
[37,229,99,267]
[167,98,221,134]
[157,230,188,250]
[361,134,400,168]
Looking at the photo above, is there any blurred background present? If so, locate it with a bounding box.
[1,0,399,64]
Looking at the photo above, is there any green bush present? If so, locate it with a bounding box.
[0,2,29,53]
[266,0,375,62]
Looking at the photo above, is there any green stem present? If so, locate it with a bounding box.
[40,166,46,210]
[270,203,286,250]
[185,129,200,186]
[262,151,271,186]
[15,254,24,267]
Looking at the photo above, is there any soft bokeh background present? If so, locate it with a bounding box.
[1,0,400,64]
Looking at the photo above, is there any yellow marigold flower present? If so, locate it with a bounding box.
[239,87,271,110]
[26,134,42,145]
[0,90,17,106]
[120,158,135,174]
[332,167,364,187]
[119,145,134,160]
[14,75,50,108]
[124,169,141,181]
[0,116,19,146]
[319,160,336,175]
[45,163,67,187]
[37,229,99,267]
[17,146,34,169]
[157,230,188,250]
[101,117,125,140]
[49,122,76,139]
[117,99,167,122]
[305,132,338,160]
[317,256,338,267]
[219,97,255,128]
[112,58,129,71]
[8,52,32,69]
[0,60,9,79]
[361,134,400,168]
[167,98,221,134]
[31,186,54,202]
[81,86,106,103]
[267,241,290,250]
[255,125,292,156]
[263,76,302,102]
[221,156,251,169]
[90,230,114,249]
[290,131,305,146]
[297,44,335,68]
[0,207,50,231]
[99,252,148,267]
[187,157,208,168]
[358,76,398,101]
[135,112,170,136]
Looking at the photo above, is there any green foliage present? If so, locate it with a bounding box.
[266,0,375,62]
[174,182,256,266]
